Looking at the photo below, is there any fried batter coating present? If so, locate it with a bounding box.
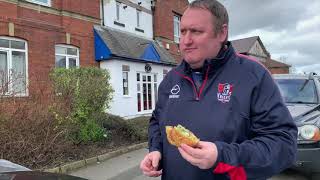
[166,124,199,147]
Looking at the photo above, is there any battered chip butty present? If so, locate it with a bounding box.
[166,124,200,147]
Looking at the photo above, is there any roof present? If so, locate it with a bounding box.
[94,25,176,65]
[231,36,269,57]
[263,59,291,68]
[231,36,259,54]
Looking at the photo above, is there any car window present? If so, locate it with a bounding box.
[275,79,318,104]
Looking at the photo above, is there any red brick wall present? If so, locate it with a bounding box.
[269,68,290,74]
[0,1,18,19]
[59,0,101,19]
[0,1,99,96]
[154,0,189,62]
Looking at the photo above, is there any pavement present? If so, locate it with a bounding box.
[69,148,308,180]
[69,148,157,180]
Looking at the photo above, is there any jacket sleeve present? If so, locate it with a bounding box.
[148,80,166,153]
[213,71,298,180]
[148,106,163,153]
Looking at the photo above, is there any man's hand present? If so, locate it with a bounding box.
[140,151,162,177]
[178,141,218,169]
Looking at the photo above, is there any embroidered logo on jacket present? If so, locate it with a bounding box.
[169,84,180,99]
[217,83,233,103]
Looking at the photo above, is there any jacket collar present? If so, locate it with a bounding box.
[178,41,235,77]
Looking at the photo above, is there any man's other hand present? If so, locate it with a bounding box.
[140,151,162,177]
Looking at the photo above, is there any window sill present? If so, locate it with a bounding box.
[123,95,131,98]
[135,27,144,33]
[137,110,153,114]
[1,93,29,98]
[114,21,125,27]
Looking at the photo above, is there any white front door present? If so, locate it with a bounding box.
[136,72,158,113]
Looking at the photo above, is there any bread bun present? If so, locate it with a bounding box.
[166,124,199,147]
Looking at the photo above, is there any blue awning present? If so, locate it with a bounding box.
[140,43,161,62]
[94,29,111,61]
[93,26,176,65]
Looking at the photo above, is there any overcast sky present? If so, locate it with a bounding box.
[189,0,320,74]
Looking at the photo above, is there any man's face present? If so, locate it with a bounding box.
[179,8,227,69]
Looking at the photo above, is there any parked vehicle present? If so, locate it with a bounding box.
[274,73,320,178]
[0,159,87,180]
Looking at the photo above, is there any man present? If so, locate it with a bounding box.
[140,0,297,179]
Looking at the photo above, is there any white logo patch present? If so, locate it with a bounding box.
[169,84,180,99]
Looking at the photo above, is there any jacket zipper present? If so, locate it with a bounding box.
[174,66,210,100]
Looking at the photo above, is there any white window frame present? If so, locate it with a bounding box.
[136,72,157,113]
[122,71,129,96]
[0,37,28,97]
[25,0,51,7]
[55,45,80,69]
[136,9,141,28]
[174,15,181,43]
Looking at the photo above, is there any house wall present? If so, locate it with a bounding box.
[0,0,99,96]
[102,0,153,39]
[269,67,290,74]
[100,59,173,118]
[248,41,268,62]
[153,0,189,62]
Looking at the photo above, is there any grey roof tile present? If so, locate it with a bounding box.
[94,25,176,64]
[231,36,259,53]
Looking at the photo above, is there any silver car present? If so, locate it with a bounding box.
[274,73,320,178]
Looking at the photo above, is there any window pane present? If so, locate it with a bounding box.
[137,73,140,81]
[12,51,26,94]
[154,74,157,82]
[11,40,25,50]
[174,15,181,43]
[67,48,78,56]
[0,51,8,94]
[148,83,152,109]
[116,2,120,20]
[123,86,128,95]
[137,83,140,92]
[142,75,146,82]
[37,0,49,4]
[26,0,49,5]
[55,46,67,54]
[69,57,77,68]
[0,39,9,48]
[55,55,66,68]
[147,75,151,82]
[137,93,141,112]
[123,72,128,95]
[143,83,147,110]
[137,10,141,27]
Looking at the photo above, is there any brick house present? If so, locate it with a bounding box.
[153,0,189,62]
[231,36,291,74]
[0,0,100,97]
[263,59,291,74]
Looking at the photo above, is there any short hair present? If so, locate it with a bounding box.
[189,0,229,34]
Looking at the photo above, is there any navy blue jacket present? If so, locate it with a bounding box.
[148,43,297,180]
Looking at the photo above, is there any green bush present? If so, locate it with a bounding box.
[100,114,150,142]
[50,67,113,143]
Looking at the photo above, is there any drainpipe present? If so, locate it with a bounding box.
[101,0,105,26]
[151,0,156,40]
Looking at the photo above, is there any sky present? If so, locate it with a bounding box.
[188,0,320,74]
